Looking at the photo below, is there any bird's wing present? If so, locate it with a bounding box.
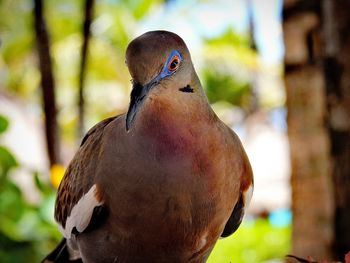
[221,131,254,238]
[55,116,119,239]
[41,238,83,263]
[220,184,253,237]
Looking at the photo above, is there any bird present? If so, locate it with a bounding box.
[42,30,253,263]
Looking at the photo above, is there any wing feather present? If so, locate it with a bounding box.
[55,116,119,238]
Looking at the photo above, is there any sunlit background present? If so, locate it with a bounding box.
[0,0,292,262]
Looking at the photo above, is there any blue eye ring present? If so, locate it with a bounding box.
[159,50,183,79]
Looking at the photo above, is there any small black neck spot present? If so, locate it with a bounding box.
[179,85,194,93]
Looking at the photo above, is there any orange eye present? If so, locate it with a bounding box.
[168,55,180,71]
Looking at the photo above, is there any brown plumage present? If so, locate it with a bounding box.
[43,30,253,263]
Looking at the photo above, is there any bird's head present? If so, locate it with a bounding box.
[125,30,203,131]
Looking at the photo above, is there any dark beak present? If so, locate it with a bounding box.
[125,79,158,131]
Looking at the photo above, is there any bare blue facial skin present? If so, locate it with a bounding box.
[157,50,183,80]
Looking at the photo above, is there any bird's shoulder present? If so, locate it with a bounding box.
[54,115,121,238]
[80,115,121,147]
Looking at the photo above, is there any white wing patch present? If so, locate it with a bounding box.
[243,183,253,207]
[58,184,103,239]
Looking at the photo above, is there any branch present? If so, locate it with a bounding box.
[33,0,61,166]
[78,0,95,138]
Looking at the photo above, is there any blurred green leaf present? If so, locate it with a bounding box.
[201,28,258,110]
[38,193,57,225]
[203,68,252,107]
[205,29,250,47]
[0,234,37,263]
[33,172,52,196]
[0,146,18,175]
[0,120,59,262]
[0,115,9,134]
[208,219,291,263]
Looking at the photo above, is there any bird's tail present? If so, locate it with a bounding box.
[42,238,82,263]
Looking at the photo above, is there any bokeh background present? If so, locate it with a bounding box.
[0,0,349,262]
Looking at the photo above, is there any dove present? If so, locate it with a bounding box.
[43,30,253,263]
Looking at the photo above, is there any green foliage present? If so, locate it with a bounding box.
[201,29,257,110]
[120,0,162,20]
[204,29,250,47]
[0,0,36,97]
[208,219,291,263]
[0,115,60,263]
[203,68,251,107]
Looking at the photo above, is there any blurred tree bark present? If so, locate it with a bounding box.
[283,0,350,260]
[78,0,95,138]
[33,0,61,166]
[322,0,350,258]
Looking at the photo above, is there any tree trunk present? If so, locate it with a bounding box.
[78,0,95,138]
[283,0,350,260]
[322,0,350,258]
[33,0,61,166]
[283,0,334,259]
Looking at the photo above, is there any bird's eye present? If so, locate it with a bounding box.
[168,55,180,72]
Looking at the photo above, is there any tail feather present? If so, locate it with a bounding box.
[42,238,82,263]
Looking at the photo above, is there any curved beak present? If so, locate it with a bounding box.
[125,79,159,131]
